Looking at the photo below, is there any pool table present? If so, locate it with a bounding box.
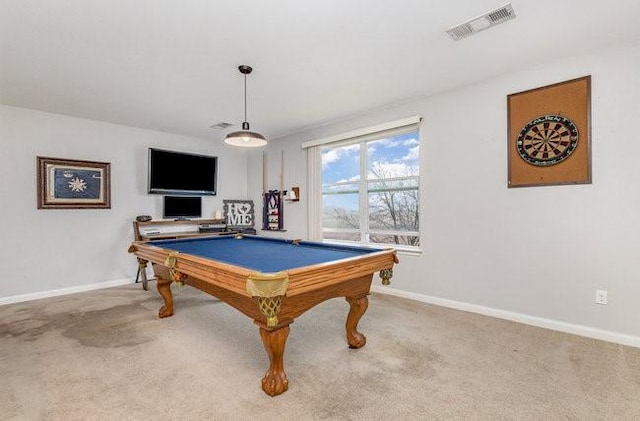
[128,234,398,396]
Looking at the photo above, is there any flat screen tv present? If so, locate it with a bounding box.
[148,148,217,195]
[163,196,202,220]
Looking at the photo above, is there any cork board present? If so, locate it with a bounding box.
[507,76,591,188]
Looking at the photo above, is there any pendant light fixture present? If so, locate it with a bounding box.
[224,65,267,147]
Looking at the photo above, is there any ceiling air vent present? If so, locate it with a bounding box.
[446,3,515,41]
[210,122,233,130]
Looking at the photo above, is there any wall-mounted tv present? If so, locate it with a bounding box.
[148,148,217,195]
[163,196,202,220]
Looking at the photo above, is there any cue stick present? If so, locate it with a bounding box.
[280,150,284,194]
[262,151,267,193]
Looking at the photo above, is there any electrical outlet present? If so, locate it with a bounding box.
[595,289,608,305]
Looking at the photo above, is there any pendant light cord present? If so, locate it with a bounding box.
[244,73,248,123]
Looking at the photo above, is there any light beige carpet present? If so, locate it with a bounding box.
[1,283,639,420]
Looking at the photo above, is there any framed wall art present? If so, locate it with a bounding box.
[507,76,591,188]
[37,157,111,209]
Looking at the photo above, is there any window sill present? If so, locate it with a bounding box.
[394,247,423,257]
[321,239,422,255]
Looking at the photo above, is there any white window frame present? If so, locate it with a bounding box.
[303,116,422,251]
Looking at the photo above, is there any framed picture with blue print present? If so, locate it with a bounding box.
[37,156,111,209]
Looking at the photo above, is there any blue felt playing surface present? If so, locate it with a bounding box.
[151,236,380,273]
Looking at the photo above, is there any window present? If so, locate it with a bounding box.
[305,117,420,250]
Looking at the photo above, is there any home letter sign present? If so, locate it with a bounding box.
[223,200,255,229]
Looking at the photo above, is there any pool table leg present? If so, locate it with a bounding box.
[156,276,174,318]
[259,324,290,397]
[345,295,369,349]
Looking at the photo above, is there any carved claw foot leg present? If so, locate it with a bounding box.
[259,325,290,396]
[157,277,174,318]
[346,295,369,349]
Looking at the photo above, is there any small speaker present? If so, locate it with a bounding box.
[136,215,152,222]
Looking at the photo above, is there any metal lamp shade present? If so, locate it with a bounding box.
[224,130,267,147]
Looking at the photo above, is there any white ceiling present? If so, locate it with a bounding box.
[2,1,640,142]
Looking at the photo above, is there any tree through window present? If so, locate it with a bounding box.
[321,129,420,248]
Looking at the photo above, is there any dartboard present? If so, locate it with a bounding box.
[516,115,579,166]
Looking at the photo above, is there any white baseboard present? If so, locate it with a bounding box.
[371,285,640,349]
[0,278,135,306]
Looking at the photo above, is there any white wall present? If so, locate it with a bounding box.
[253,42,640,341]
[0,105,248,299]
